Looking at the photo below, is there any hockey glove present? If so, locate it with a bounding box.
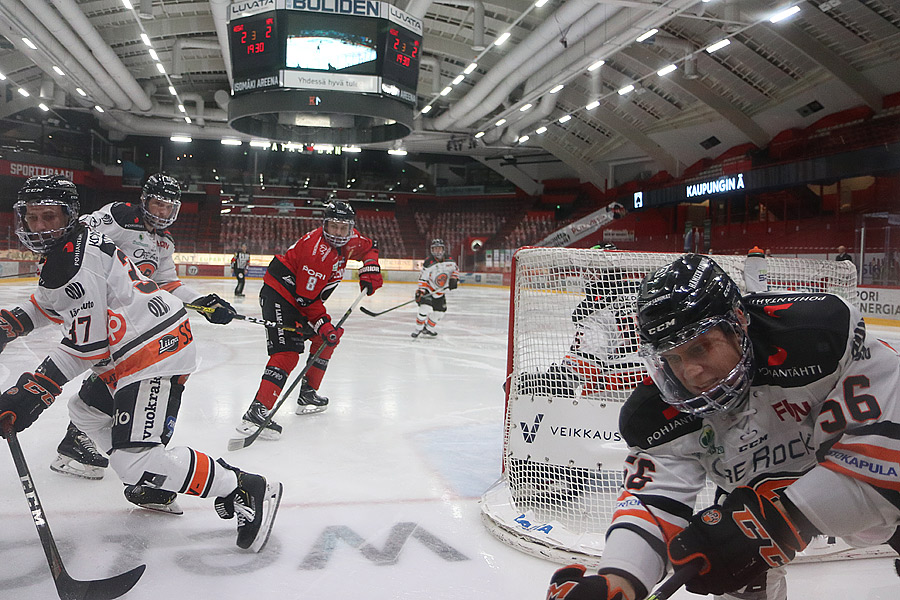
[358,260,383,296]
[668,486,815,596]
[317,322,344,347]
[193,294,236,325]
[547,565,631,600]
[415,289,428,304]
[0,308,34,353]
[0,372,62,436]
[449,277,458,290]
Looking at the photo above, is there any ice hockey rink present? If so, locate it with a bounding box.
[0,277,899,600]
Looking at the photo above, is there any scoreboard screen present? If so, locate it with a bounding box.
[230,12,281,80]
[228,1,421,104]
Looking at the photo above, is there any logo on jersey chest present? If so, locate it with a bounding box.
[772,399,811,422]
[158,334,179,354]
[303,264,326,280]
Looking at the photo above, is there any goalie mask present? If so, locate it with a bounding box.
[14,175,81,254]
[141,173,181,230]
[637,254,754,416]
[323,201,355,247]
[430,239,446,260]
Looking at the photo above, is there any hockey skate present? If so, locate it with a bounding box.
[214,460,283,552]
[411,327,437,338]
[124,484,184,515]
[296,382,328,415]
[237,400,283,440]
[49,422,109,480]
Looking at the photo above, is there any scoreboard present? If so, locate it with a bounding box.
[228,0,422,105]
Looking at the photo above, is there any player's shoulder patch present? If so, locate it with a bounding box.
[39,227,89,289]
[109,202,145,230]
[745,292,851,386]
[619,380,702,450]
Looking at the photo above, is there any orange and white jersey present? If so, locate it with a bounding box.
[598,292,900,593]
[416,255,459,298]
[82,202,200,302]
[19,225,197,391]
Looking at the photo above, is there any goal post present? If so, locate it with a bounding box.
[482,248,865,567]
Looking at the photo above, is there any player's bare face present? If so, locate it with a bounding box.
[24,205,66,236]
[660,326,742,395]
[325,220,351,237]
[146,196,175,220]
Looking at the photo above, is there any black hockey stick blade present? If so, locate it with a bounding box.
[2,422,146,600]
[54,565,146,600]
[645,562,701,600]
[359,300,413,317]
[227,289,368,451]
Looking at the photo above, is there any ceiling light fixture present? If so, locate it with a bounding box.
[495,118,507,127]
[22,38,37,50]
[558,114,571,123]
[75,87,86,96]
[549,84,564,94]
[452,74,464,85]
[141,33,152,46]
[706,38,731,53]
[585,100,600,110]
[618,84,635,95]
[495,32,511,46]
[520,103,533,112]
[52,66,65,76]
[657,64,677,76]
[464,63,477,74]
[636,28,658,43]
[769,5,800,22]
[587,59,605,72]
[170,135,192,143]
[420,105,433,114]
[440,86,452,96]
[535,126,548,134]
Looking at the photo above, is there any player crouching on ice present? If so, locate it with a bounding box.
[0,175,282,552]
[412,238,459,338]
[547,253,900,600]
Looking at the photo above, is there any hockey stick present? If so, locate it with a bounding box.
[645,562,701,600]
[227,288,368,451]
[0,271,38,279]
[359,291,436,317]
[185,304,300,333]
[1,419,146,600]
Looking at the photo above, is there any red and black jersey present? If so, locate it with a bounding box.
[263,227,378,329]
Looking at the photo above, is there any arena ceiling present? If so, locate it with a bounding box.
[0,0,898,190]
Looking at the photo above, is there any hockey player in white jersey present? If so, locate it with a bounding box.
[48,173,236,505]
[547,254,900,600]
[0,175,281,552]
[411,239,459,338]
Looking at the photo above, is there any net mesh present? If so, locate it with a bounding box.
[482,248,859,565]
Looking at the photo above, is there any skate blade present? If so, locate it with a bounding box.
[235,421,281,440]
[295,405,327,415]
[50,456,106,480]
[250,481,283,553]
[132,500,184,515]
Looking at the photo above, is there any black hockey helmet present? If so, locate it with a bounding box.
[14,175,80,254]
[322,201,355,247]
[430,238,446,260]
[141,173,181,230]
[636,254,754,415]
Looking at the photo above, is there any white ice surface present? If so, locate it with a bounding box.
[0,278,897,599]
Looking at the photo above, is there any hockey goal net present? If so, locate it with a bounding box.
[481,248,872,567]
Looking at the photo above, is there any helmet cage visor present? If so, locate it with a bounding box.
[431,244,445,259]
[323,218,354,247]
[638,314,753,416]
[141,192,181,229]
[14,199,79,254]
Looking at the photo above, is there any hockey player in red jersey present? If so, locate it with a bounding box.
[547,254,900,600]
[0,175,281,552]
[411,238,459,338]
[48,173,238,505]
[237,201,382,438]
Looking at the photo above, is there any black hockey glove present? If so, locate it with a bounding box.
[0,372,62,436]
[668,486,815,596]
[193,294,236,325]
[358,260,383,296]
[547,565,631,600]
[449,277,458,290]
[0,308,34,353]
[415,289,427,304]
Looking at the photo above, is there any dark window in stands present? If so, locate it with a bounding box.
[700,136,721,150]
[797,100,824,117]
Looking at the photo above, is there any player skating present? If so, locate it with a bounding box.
[47,174,237,512]
[0,175,281,552]
[237,201,381,437]
[547,253,900,600]
[411,238,459,338]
